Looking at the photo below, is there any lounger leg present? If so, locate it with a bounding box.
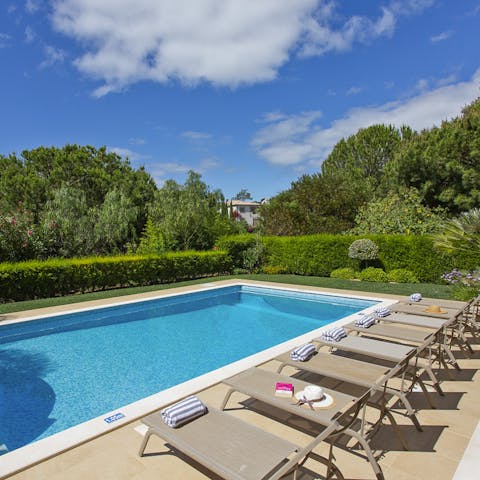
[220,387,236,410]
[383,410,409,450]
[276,362,286,374]
[423,364,445,396]
[138,429,153,457]
[343,428,384,480]
[441,344,461,370]
[416,378,437,409]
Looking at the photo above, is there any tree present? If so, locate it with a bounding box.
[141,171,237,251]
[384,98,480,213]
[433,208,480,255]
[351,188,445,235]
[92,189,139,254]
[234,189,253,201]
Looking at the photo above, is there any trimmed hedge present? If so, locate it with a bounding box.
[0,251,232,302]
[219,233,479,282]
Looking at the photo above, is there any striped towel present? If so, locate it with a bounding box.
[321,326,347,342]
[161,395,208,428]
[290,343,316,361]
[409,293,422,302]
[355,314,376,328]
[374,305,391,317]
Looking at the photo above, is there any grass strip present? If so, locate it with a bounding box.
[0,274,455,315]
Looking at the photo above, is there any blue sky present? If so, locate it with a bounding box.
[1,1,479,200]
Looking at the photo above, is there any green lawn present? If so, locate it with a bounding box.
[0,274,456,316]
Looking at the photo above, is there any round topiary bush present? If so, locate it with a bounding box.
[387,268,419,283]
[348,238,379,269]
[330,267,357,280]
[358,267,388,282]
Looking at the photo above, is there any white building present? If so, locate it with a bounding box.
[227,199,263,227]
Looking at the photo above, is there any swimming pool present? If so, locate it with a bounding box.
[0,282,378,464]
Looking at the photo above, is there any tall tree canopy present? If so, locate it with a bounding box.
[138,171,241,252]
[0,145,156,260]
[260,98,480,236]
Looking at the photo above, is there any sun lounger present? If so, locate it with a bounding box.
[401,297,468,309]
[383,311,474,355]
[222,367,401,480]
[313,334,444,396]
[139,404,341,480]
[276,349,424,427]
[390,302,463,320]
[344,320,459,372]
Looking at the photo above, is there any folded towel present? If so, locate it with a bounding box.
[374,305,391,317]
[290,343,316,361]
[355,315,376,328]
[409,293,422,302]
[321,326,347,342]
[161,395,208,428]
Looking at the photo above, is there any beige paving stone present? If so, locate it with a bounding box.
[3,282,479,480]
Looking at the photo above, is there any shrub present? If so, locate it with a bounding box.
[213,233,479,282]
[0,251,233,302]
[241,239,266,273]
[387,269,419,283]
[330,267,357,280]
[261,265,289,275]
[358,267,389,282]
[216,234,259,267]
[263,234,357,276]
[348,239,379,266]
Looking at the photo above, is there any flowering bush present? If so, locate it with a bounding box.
[442,268,480,300]
[348,239,379,261]
[0,205,47,261]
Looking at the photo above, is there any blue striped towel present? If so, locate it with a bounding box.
[409,293,422,302]
[321,326,347,342]
[355,314,376,328]
[290,343,316,361]
[374,305,391,317]
[161,395,208,428]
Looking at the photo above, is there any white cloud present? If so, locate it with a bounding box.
[24,26,36,43]
[108,146,150,162]
[0,33,11,48]
[39,45,66,68]
[25,0,41,14]
[346,86,363,96]
[431,30,454,43]
[49,0,434,96]
[252,69,480,166]
[128,137,146,146]
[181,130,212,141]
[51,0,317,96]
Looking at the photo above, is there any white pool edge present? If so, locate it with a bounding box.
[0,280,395,479]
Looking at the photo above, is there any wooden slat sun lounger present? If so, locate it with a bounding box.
[139,404,341,480]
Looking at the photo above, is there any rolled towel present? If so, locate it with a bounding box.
[355,314,376,328]
[321,326,347,342]
[290,343,316,361]
[409,293,422,302]
[374,305,391,317]
[161,395,208,428]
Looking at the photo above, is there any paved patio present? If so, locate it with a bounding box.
[3,281,479,479]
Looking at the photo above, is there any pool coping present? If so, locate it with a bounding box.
[0,279,398,479]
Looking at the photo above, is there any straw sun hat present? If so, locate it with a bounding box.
[423,305,448,314]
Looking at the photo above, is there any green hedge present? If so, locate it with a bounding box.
[219,234,479,282]
[0,251,233,302]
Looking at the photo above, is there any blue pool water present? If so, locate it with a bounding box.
[0,285,375,453]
